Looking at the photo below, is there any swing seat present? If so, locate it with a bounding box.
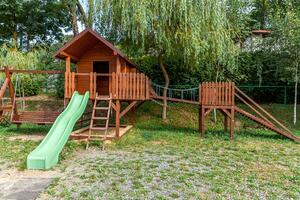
[11,111,61,125]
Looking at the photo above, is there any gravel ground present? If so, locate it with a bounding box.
[38,147,211,200]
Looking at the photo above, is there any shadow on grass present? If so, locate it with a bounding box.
[134,123,295,143]
[0,124,51,136]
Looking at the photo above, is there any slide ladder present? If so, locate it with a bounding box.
[234,87,299,142]
[86,94,112,148]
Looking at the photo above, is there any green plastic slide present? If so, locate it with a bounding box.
[27,91,89,169]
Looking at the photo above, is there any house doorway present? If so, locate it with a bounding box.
[93,61,110,96]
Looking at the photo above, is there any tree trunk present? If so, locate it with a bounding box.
[293,58,298,125]
[12,31,18,48]
[12,13,18,48]
[158,51,169,120]
[76,0,88,27]
[87,0,94,28]
[68,3,79,35]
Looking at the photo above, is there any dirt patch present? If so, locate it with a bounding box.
[8,134,45,142]
[16,94,59,101]
[0,169,58,179]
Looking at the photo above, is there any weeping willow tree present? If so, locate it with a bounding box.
[96,0,238,119]
[0,44,42,69]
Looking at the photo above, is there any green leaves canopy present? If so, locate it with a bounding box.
[97,0,239,71]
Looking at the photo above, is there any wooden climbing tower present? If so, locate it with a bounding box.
[199,82,299,142]
[199,82,236,140]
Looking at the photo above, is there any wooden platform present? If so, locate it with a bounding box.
[70,125,133,140]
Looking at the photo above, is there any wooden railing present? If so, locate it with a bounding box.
[65,72,150,100]
[200,82,235,106]
[111,73,150,100]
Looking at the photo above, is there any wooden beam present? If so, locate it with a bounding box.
[0,69,64,74]
[153,96,199,105]
[116,57,121,73]
[120,101,137,118]
[115,100,120,138]
[111,101,117,111]
[204,108,213,116]
[66,56,71,73]
[220,108,231,118]
[5,67,17,115]
[61,52,79,62]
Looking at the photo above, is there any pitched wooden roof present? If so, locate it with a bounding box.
[54,28,137,67]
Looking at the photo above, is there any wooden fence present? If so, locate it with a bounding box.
[65,72,150,100]
[200,82,235,106]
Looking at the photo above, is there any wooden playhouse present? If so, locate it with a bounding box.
[54,28,151,141]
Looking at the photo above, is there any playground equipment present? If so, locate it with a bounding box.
[0,68,63,125]
[0,28,298,148]
[198,82,299,142]
[27,91,89,169]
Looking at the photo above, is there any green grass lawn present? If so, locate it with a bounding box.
[0,102,299,199]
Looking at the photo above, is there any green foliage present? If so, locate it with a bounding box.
[0,0,70,48]
[11,74,43,96]
[97,0,239,79]
[0,44,41,69]
[55,74,65,98]
[21,75,42,96]
[0,43,66,98]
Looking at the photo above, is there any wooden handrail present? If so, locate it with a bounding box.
[235,93,274,126]
[235,86,292,134]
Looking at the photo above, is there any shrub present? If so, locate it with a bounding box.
[54,74,65,98]
[12,74,42,96]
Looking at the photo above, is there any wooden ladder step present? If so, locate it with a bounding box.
[92,116,108,120]
[96,96,111,100]
[95,107,109,110]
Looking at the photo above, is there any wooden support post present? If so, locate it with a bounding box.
[66,56,71,73]
[116,57,121,73]
[199,106,205,137]
[230,107,234,141]
[5,67,17,115]
[115,100,120,138]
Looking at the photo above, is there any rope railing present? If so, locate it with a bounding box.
[151,82,199,102]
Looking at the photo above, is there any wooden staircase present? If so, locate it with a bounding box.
[234,87,299,142]
[86,94,112,148]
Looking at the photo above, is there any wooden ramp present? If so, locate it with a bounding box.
[234,87,300,142]
[235,107,299,142]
